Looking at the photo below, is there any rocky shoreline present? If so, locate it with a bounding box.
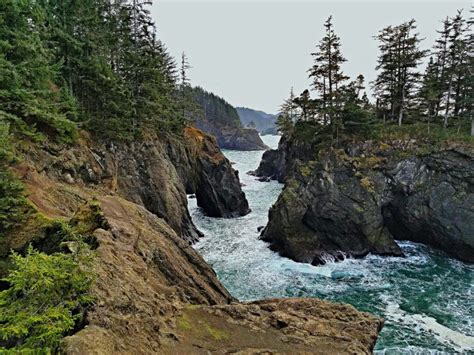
[255,137,474,264]
[6,128,382,353]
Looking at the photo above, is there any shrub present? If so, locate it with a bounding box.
[0,120,31,238]
[0,245,94,352]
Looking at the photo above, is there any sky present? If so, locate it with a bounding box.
[151,1,470,114]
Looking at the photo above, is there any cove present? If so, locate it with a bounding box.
[188,135,474,353]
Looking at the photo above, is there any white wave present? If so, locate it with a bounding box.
[382,296,474,352]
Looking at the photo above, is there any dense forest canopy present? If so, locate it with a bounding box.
[190,86,242,129]
[0,0,189,144]
[277,11,473,141]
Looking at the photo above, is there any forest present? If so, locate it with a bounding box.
[277,12,473,143]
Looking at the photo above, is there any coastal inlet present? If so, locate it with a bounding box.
[188,134,474,354]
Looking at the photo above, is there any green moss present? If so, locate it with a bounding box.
[360,176,375,194]
[298,160,317,178]
[70,199,108,235]
[205,324,228,341]
[177,314,192,330]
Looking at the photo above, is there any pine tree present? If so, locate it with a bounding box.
[0,0,76,141]
[432,16,451,118]
[308,15,348,130]
[444,10,469,126]
[339,75,377,137]
[277,88,297,135]
[373,20,427,126]
[280,87,298,122]
[419,57,439,133]
[294,89,314,122]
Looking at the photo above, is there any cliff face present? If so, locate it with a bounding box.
[17,128,249,246]
[191,87,269,151]
[258,139,474,264]
[8,129,383,353]
[236,107,278,135]
[61,196,382,354]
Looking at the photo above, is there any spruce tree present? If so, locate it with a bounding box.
[419,57,440,133]
[373,20,427,126]
[0,0,76,141]
[308,15,348,131]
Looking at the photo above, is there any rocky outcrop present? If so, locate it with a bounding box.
[8,129,384,353]
[260,140,474,264]
[191,86,269,151]
[19,128,249,244]
[382,149,474,262]
[252,135,288,182]
[195,120,269,151]
[236,106,278,135]
[12,159,383,353]
[61,196,382,354]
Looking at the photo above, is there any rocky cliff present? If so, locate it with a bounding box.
[258,138,474,264]
[236,107,278,135]
[191,86,269,151]
[5,129,383,353]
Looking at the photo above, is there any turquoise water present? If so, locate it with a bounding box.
[189,135,474,354]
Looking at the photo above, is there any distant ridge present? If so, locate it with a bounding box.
[236,107,278,135]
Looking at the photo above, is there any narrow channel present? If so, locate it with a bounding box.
[188,135,474,353]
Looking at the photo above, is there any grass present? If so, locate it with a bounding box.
[205,324,229,341]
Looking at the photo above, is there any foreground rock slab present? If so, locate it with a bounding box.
[62,196,382,354]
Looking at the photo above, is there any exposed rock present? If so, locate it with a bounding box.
[236,106,278,135]
[382,150,474,262]
[261,141,474,264]
[18,128,249,243]
[196,120,269,151]
[191,87,269,151]
[61,196,382,354]
[10,130,383,354]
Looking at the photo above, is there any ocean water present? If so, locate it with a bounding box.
[188,135,474,354]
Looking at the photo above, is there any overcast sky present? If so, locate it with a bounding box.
[151,1,470,114]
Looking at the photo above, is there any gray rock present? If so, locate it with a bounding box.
[261,145,474,264]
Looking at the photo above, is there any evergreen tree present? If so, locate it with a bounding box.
[308,15,348,131]
[373,20,427,126]
[419,57,439,133]
[0,0,76,141]
[277,88,297,135]
[443,10,469,126]
[279,87,298,122]
[339,75,378,137]
[432,16,451,118]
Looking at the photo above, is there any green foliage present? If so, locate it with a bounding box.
[0,121,31,239]
[276,113,293,136]
[0,245,94,352]
[190,86,241,128]
[0,0,77,143]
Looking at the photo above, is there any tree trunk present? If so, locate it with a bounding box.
[444,82,452,129]
[398,85,404,126]
[471,117,474,136]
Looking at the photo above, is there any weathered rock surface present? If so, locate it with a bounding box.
[190,87,269,151]
[196,120,269,151]
[19,128,249,243]
[10,130,383,353]
[61,196,382,354]
[260,140,474,264]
